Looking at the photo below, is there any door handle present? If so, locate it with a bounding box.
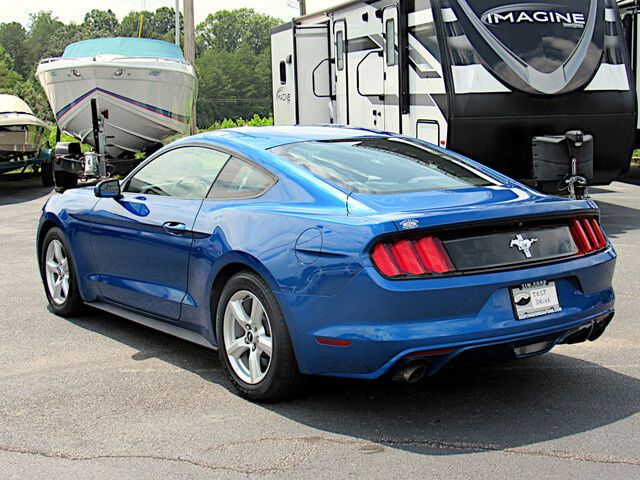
[163,221,187,235]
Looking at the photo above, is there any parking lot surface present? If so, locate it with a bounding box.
[0,174,639,479]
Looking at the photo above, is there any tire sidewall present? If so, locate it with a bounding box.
[40,227,82,316]
[215,272,296,401]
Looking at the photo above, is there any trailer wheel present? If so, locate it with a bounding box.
[41,160,54,187]
[54,171,78,192]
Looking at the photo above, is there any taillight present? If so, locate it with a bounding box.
[371,236,455,278]
[570,217,607,254]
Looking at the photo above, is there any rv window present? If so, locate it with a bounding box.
[336,30,344,71]
[279,61,286,84]
[385,19,396,66]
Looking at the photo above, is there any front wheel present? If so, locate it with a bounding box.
[216,271,303,402]
[40,228,84,316]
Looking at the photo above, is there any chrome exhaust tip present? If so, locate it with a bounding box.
[393,364,428,383]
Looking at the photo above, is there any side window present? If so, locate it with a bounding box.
[336,30,345,71]
[208,157,276,199]
[125,147,230,199]
[279,61,287,84]
[385,19,396,66]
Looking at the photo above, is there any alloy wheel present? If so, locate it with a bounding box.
[45,239,70,306]
[223,290,273,384]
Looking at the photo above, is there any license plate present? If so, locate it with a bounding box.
[511,281,561,320]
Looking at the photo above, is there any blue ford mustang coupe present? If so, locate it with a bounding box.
[37,126,616,401]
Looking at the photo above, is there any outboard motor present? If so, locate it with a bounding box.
[532,130,594,199]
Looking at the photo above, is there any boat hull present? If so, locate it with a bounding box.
[36,57,197,159]
[0,124,48,159]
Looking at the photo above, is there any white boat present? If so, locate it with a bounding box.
[36,37,197,159]
[0,94,48,159]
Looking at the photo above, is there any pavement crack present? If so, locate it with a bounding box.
[0,443,293,474]
[373,438,640,466]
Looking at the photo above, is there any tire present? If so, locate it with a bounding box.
[41,160,54,187]
[215,271,303,402]
[54,170,78,192]
[40,227,84,317]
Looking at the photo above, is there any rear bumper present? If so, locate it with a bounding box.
[277,247,616,378]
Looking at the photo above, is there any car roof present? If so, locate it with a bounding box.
[184,125,391,150]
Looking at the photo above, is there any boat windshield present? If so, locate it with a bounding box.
[62,37,185,61]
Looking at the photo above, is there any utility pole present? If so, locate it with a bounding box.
[183,0,197,134]
[299,0,307,16]
[175,0,180,46]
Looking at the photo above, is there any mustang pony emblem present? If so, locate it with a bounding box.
[510,234,538,258]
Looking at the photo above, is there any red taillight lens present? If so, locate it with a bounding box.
[570,217,607,254]
[371,236,455,278]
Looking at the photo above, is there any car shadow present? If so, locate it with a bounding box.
[594,199,640,238]
[66,307,640,457]
[0,176,52,206]
[616,166,640,186]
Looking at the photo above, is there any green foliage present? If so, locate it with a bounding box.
[83,9,119,37]
[195,9,279,128]
[196,8,279,55]
[208,115,273,130]
[118,7,181,42]
[0,22,28,76]
[47,126,91,152]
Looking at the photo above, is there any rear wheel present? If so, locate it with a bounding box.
[216,271,303,402]
[40,228,83,316]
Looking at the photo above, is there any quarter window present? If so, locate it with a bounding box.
[125,147,230,198]
[208,157,276,199]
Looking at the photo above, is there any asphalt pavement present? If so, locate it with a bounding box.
[0,174,638,479]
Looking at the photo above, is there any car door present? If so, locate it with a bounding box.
[90,146,230,320]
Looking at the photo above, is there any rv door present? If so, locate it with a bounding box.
[333,20,348,124]
[383,7,400,133]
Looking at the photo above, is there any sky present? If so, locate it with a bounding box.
[4,0,347,26]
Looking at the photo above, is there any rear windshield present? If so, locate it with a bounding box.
[270,137,496,194]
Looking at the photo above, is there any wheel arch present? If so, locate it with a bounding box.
[36,216,64,268]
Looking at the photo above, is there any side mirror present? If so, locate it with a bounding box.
[94,179,121,199]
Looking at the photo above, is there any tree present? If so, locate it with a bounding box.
[0,46,22,93]
[0,22,28,76]
[26,12,68,68]
[150,7,182,43]
[118,8,180,41]
[196,9,280,55]
[196,43,273,127]
[83,9,118,37]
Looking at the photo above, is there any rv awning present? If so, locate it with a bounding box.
[62,37,186,61]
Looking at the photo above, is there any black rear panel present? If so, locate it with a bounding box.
[446,91,635,181]
[443,225,578,271]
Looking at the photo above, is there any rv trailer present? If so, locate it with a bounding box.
[272,0,636,190]
[618,0,640,146]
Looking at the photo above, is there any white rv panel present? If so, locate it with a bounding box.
[295,25,334,124]
[271,26,297,126]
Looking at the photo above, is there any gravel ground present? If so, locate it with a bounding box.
[0,174,638,479]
